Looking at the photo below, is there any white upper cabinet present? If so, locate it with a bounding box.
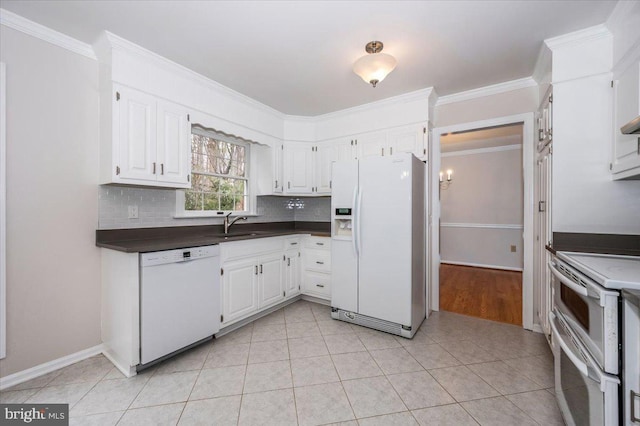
[334,138,357,162]
[156,99,191,185]
[388,124,427,160]
[117,88,157,182]
[284,143,314,194]
[612,60,640,180]
[315,143,334,194]
[104,85,191,188]
[357,131,388,158]
[273,143,284,193]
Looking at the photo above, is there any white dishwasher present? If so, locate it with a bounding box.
[140,245,220,365]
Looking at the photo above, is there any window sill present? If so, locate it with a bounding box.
[173,212,259,219]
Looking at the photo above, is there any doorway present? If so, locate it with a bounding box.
[430,113,535,330]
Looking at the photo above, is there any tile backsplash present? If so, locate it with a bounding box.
[98,186,330,229]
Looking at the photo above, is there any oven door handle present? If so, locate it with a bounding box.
[549,261,588,297]
[549,310,589,376]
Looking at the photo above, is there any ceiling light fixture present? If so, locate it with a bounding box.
[353,41,397,88]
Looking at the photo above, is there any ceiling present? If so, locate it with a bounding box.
[0,1,616,116]
[441,124,523,153]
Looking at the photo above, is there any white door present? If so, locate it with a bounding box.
[156,100,190,186]
[284,249,301,298]
[388,125,426,160]
[117,87,157,182]
[330,160,359,312]
[222,258,258,324]
[284,143,314,194]
[315,143,334,194]
[258,253,284,308]
[358,155,413,326]
[357,131,387,158]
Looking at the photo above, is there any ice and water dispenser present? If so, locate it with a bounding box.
[334,207,353,237]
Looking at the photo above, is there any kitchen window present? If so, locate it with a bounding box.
[178,128,250,215]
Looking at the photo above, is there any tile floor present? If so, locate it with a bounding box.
[0,300,563,425]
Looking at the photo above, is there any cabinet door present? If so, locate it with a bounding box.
[284,249,301,298]
[334,139,356,162]
[117,87,157,182]
[258,253,284,308]
[222,259,258,324]
[273,143,284,193]
[156,100,190,187]
[388,125,426,160]
[304,270,331,300]
[284,143,314,194]
[315,143,334,194]
[356,131,387,158]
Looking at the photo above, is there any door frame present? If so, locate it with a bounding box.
[430,112,535,331]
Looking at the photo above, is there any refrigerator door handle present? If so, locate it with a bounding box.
[352,187,359,256]
[356,187,363,256]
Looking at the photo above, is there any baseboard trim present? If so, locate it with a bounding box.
[0,344,104,390]
[101,347,136,378]
[441,261,523,272]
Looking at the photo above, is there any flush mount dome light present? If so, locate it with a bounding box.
[353,41,397,88]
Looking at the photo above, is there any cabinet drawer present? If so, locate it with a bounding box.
[305,236,331,250]
[284,237,301,250]
[305,249,331,272]
[305,271,331,298]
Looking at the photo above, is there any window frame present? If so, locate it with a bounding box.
[176,127,252,218]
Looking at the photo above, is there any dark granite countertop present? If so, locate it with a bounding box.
[96,221,330,253]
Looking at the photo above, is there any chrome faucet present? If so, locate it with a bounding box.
[224,212,247,234]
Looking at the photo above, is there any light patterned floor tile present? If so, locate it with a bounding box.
[118,402,184,426]
[342,376,407,418]
[429,366,500,402]
[412,404,478,426]
[238,388,297,426]
[387,371,455,410]
[243,360,292,393]
[461,396,538,426]
[178,395,241,426]
[331,352,383,381]
[358,411,418,426]
[291,355,339,387]
[189,365,245,400]
[130,371,199,408]
[294,382,355,426]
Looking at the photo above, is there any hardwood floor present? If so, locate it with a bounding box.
[439,264,523,326]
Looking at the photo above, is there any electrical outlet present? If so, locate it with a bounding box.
[510,245,517,252]
[128,205,139,219]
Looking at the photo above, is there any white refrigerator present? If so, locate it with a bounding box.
[331,152,426,338]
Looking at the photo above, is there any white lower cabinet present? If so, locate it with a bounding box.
[284,249,301,298]
[220,235,323,327]
[221,258,259,325]
[302,236,332,301]
[258,253,285,308]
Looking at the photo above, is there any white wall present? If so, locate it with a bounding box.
[435,86,538,128]
[0,26,102,376]
[440,146,524,270]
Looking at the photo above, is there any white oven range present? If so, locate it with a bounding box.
[550,251,640,426]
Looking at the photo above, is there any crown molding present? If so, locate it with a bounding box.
[436,77,537,106]
[312,87,436,122]
[97,31,285,120]
[0,8,96,60]
[532,44,552,84]
[544,24,611,51]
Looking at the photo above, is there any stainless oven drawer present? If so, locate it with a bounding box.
[550,259,620,375]
[550,310,620,426]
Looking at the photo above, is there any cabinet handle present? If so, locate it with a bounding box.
[390,147,393,155]
[152,162,156,174]
[291,242,298,245]
[316,284,325,288]
[160,163,164,175]
[381,148,384,156]
[287,258,291,266]
[255,265,258,275]
[316,261,324,265]
[275,179,278,188]
[351,140,353,146]
[288,181,291,189]
[631,390,640,423]
[316,242,324,246]
[259,264,263,274]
